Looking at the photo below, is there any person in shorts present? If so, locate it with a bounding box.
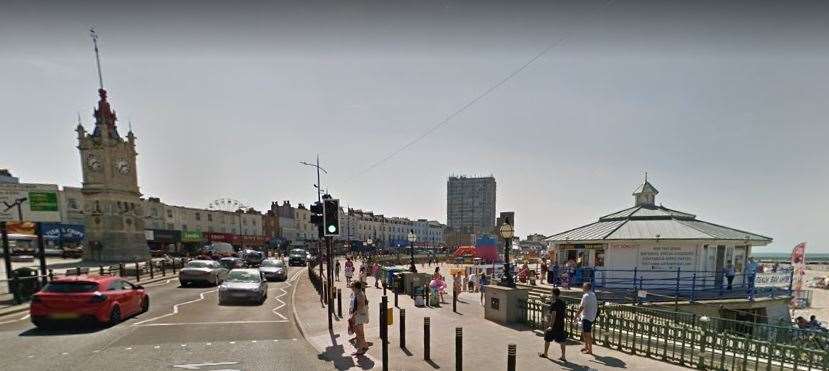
[539,287,568,361]
[575,282,598,355]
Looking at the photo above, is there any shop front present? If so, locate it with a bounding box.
[145,229,181,254]
[242,235,268,249]
[180,230,205,254]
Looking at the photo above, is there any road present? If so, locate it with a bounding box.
[0,265,329,371]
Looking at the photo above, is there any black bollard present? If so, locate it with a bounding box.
[394,286,399,308]
[135,262,140,282]
[337,288,343,318]
[48,269,54,282]
[455,327,463,371]
[507,344,516,371]
[424,317,431,361]
[380,295,389,371]
[322,281,327,306]
[400,309,406,349]
[161,262,166,276]
[149,261,154,279]
[99,266,104,276]
[119,263,124,277]
[172,260,177,274]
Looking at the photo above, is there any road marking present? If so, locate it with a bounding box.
[125,347,132,350]
[61,352,69,355]
[154,346,160,349]
[0,313,31,325]
[180,344,187,347]
[172,362,239,370]
[229,341,236,344]
[271,282,291,320]
[135,320,288,327]
[143,278,174,288]
[132,289,217,326]
[205,342,212,346]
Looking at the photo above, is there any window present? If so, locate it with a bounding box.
[208,214,213,222]
[68,198,79,209]
[151,208,158,217]
[182,224,187,231]
[195,212,201,221]
[167,209,173,218]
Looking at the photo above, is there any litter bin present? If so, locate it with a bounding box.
[12,267,41,302]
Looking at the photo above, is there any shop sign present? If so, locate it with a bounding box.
[28,191,58,212]
[6,221,36,235]
[41,223,86,242]
[181,230,203,242]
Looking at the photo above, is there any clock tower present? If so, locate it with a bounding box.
[76,29,148,261]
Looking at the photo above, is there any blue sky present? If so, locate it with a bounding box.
[1,0,827,253]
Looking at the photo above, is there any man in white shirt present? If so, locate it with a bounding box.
[575,282,598,355]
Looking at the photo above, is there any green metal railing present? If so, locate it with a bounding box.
[517,298,828,370]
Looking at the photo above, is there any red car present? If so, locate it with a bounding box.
[30,276,149,328]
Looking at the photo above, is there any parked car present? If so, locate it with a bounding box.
[30,276,148,329]
[179,260,228,286]
[259,259,287,281]
[288,248,308,266]
[218,269,268,305]
[243,250,265,267]
[219,257,245,270]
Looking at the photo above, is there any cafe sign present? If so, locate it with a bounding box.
[181,230,204,242]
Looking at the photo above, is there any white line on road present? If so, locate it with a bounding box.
[135,320,288,327]
[172,362,239,370]
[142,279,174,288]
[132,289,217,326]
[0,313,31,325]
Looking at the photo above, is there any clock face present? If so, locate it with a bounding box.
[87,155,102,171]
[116,159,130,175]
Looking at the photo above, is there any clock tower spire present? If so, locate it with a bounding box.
[77,28,148,262]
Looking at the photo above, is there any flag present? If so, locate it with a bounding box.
[790,242,807,308]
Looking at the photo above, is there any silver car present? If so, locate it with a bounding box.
[259,259,287,281]
[218,269,268,305]
[179,260,228,286]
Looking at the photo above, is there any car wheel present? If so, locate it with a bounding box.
[140,296,149,313]
[108,306,121,327]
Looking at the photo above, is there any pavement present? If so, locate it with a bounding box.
[0,261,329,371]
[294,261,694,371]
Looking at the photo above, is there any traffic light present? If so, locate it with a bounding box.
[323,198,340,237]
[310,201,324,237]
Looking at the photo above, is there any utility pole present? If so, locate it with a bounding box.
[300,156,328,278]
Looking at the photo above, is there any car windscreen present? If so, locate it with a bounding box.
[261,260,284,267]
[226,271,261,282]
[185,261,212,268]
[43,282,99,293]
[290,249,306,255]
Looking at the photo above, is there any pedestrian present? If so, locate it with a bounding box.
[334,259,341,282]
[468,271,477,292]
[453,272,463,303]
[358,266,368,286]
[745,257,758,301]
[348,281,370,356]
[344,257,354,285]
[539,287,567,362]
[540,259,548,283]
[372,261,382,288]
[724,261,736,290]
[479,272,490,305]
[575,282,598,355]
[552,261,560,287]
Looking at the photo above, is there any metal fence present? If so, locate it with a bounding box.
[518,298,828,370]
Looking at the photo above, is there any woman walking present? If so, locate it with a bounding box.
[348,281,370,355]
[344,257,354,285]
[372,261,382,288]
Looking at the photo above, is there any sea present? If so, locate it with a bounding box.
[752,252,829,264]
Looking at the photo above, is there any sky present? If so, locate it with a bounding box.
[1,0,827,253]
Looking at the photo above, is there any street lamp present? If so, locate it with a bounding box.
[407,230,417,273]
[499,219,515,287]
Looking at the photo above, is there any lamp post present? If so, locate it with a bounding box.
[407,230,417,273]
[499,220,515,287]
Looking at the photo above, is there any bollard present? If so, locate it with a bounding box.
[119,263,124,277]
[172,260,177,274]
[380,295,389,371]
[149,261,154,279]
[455,327,463,371]
[99,266,104,276]
[337,288,343,318]
[322,281,327,306]
[424,317,431,361]
[383,280,387,296]
[48,269,54,282]
[394,283,399,308]
[400,309,406,349]
[161,262,166,276]
[507,344,516,371]
[76,267,82,276]
[135,262,140,282]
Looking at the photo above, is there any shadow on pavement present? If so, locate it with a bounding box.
[590,354,627,368]
[425,359,441,369]
[316,329,376,370]
[552,358,589,371]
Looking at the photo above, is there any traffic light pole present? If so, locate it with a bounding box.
[326,236,334,330]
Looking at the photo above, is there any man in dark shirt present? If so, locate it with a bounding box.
[539,288,567,361]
